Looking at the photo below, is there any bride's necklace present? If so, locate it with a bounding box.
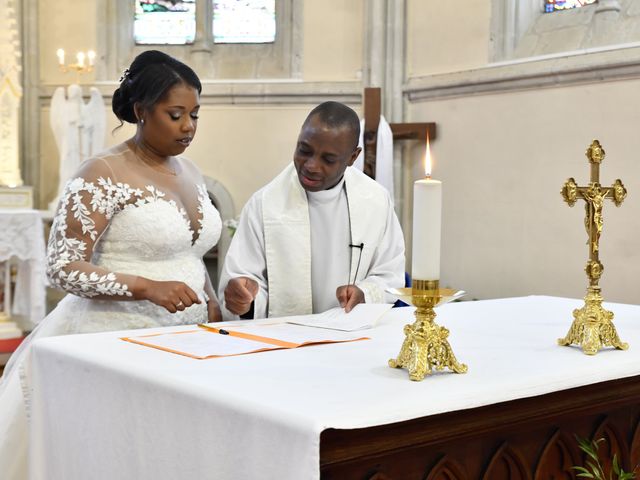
[130,142,176,176]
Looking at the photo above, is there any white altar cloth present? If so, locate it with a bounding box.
[28,296,640,480]
[0,209,46,329]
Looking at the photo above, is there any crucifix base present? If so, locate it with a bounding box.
[558,287,628,355]
[389,284,467,381]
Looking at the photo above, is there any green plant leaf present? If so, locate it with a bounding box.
[613,455,621,475]
[572,436,637,480]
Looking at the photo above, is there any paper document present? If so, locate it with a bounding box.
[122,323,369,359]
[285,303,393,331]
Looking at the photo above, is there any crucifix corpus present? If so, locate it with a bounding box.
[558,139,628,355]
[362,87,436,179]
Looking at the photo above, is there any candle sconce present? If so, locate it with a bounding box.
[388,280,468,381]
[56,49,95,82]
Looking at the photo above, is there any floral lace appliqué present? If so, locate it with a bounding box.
[46,177,210,299]
[47,177,147,298]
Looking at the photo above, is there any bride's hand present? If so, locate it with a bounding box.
[206,299,222,323]
[137,278,201,313]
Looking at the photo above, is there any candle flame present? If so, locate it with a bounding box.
[424,134,432,178]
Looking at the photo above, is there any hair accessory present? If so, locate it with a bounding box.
[118,68,130,83]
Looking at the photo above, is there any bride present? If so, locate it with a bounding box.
[0,50,221,479]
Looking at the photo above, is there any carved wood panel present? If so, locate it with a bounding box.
[629,418,640,471]
[482,443,531,480]
[592,418,629,475]
[425,456,467,480]
[534,430,580,480]
[320,376,640,480]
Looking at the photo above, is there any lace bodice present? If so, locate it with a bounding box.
[46,143,221,307]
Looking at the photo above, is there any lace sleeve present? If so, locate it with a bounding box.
[46,160,140,298]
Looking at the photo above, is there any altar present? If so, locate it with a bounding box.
[0,209,47,332]
[28,296,640,479]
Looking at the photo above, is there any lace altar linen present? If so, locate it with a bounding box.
[0,209,46,329]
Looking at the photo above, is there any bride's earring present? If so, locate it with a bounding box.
[140,118,145,126]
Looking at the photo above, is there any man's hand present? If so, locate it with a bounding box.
[336,285,365,313]
[224,277,259,315]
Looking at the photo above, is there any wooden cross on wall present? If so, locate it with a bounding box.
[362,87,437,179]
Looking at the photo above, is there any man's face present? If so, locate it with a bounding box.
[140,83,200,157]
[293,115,361,192]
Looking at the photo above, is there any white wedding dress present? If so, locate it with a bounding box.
[0,142,221,479]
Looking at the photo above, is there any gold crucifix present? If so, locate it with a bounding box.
[558,140,628,355]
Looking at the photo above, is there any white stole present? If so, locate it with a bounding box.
[262,164,387,318]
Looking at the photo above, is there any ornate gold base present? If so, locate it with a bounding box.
[389,282,468,381]
[558,287,628,355]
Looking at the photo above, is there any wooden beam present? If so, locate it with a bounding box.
[390,122,436,142]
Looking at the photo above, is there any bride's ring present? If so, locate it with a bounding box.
[176,301,184,308]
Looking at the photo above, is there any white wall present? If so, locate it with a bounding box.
[405,0,640,304]
[303,0,364,81]
[407,0,491,76]
[407,82,640,304]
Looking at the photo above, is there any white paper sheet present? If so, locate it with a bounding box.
[285,303,394,331]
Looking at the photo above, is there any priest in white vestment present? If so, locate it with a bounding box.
[218,102,405,320]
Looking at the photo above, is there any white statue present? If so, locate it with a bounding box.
[49,84,106,210]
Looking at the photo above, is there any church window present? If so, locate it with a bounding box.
[133,0,276,45]
[110,0,298,79]
[544,0,597,13]
[213,0,276,44]
[134,0,197,45]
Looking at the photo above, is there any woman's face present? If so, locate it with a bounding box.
[140,83,200,157]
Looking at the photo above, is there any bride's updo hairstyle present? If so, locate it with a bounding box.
[112,50,202,127]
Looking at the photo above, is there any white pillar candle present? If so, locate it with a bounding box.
[56,48,65,66]
[411,139,442,280]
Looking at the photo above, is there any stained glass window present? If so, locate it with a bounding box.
[134,0,196,44]
[544,0,597,13]
[213,0,276,44]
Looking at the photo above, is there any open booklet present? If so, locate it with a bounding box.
[121,303,394,359]
[121,322,370,360]
[283,303,393,331]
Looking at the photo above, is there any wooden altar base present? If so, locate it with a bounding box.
[321,376,640,479]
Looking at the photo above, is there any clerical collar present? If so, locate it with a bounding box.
[306,177,346,204]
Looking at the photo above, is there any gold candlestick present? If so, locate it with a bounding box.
[558,140,628,355]
[388,280,467,381]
